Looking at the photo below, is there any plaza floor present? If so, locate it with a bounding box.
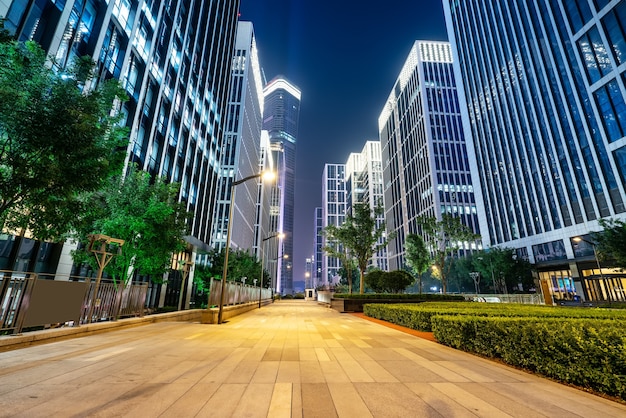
[0,300,624,417]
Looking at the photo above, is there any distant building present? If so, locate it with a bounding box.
[345,141,388,271]
[314,207,323,287]
[379,41,481,271]
[262,77,301,294]
[443,1,626,302]
[0,0,240,309]
[321,164,346,287]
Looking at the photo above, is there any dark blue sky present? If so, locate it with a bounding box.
[239,1,449,285]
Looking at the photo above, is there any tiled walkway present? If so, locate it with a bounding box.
[0,300,624,417]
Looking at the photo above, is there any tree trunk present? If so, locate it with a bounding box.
[359,269,365,294]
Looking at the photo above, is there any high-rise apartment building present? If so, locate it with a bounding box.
[262,76,301,294]
[443,0,626,302]
[345,141,388,271]
[314,206,323,288]
[1,0,240,308]
[321,163,346,287]
[379,41,481,271]
[212,22,265,253]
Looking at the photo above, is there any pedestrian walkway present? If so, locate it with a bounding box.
[0,300,624,417]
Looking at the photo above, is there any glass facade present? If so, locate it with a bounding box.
[2,0,240,308]
[443,0,626,302]
[345,141,388,271]
[321,164,346,287]
[212,22,264,254]
[262,77,301,295]
[379,41,481,271]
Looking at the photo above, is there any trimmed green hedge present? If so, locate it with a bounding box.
[431,315,626,400]
[333,293,465,301]
[363,302,626,332]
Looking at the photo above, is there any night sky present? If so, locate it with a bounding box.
[239,1,449,286]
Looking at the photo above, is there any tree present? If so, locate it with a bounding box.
[324,204,392,294]
[404,233,430,293]
[364,269,413,293]
[193,247,267,290]
[71,165,191,287]
[0,40,128,240]
[594,218,626,270]
[417,213,480,294]
[473,248,534,293]
[0,18,13,43]
[364,269,386,293]
[337,257,359,293]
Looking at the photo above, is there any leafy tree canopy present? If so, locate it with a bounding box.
[364,269,414,293]
[404,233,430,293]
[0,40,128,240]
[71,165,191,286]
[324,203,392,294]
[594,218,626,270]
[417,213,480,294]
[193,247,268,290]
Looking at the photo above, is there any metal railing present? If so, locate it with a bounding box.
[208,278,272,308]
[0,271,147,334]
[466,293,544,305]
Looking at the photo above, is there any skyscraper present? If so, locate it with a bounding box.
[212,22,265,253]
[443,0,626,302]
[379,41,481,271]
[345,141,388,271]
[262,76,301,294]
[1,0,240,308]
[321,163,346,287]
[314,207,323,288]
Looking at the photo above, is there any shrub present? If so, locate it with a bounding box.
[431,315,626,400]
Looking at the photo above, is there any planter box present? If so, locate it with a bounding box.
[331,298,424,313]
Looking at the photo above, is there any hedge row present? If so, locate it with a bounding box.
[363,302,626,332]
[332,293,465,301]
[431,315,626,400]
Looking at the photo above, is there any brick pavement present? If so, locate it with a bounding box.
[0,300,624,417]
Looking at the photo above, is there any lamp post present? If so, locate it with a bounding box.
[573,236,607,302]
[259,232,284,308]
[218,171,275,324]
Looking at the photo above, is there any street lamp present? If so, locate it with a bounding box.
[217,171,275,324]
[573,236,607,302]
[259,232,284,308]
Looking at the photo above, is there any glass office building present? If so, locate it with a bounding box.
[443,0,626,302]
[1,0,240,308]
[212,22,266,253]
[321,163,346,288]
[262,76,301,294]
[345,141,388,271]
[379,41,481,271]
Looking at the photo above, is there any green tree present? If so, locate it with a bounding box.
[594,218,626,270]
[364,269,386,293]
[384,270,414,293]
[404,233,430,293]
[72,165,191,287]
[0,18,13,43]
[194,247,267,291]
[337,257,359,293]
[473,248,534,293]
[0,40,127,240]
[417,213,480,294]
[324,204,392,294]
